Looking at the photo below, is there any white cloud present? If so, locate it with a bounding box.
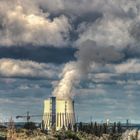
[0,0,71,47]
[0,58,59,79]
[37,0,140,19]
[75,0,140,51]
[115,59,140,74]
[76,17,132,49]
[18,84,41,90]
[37,0,126,15]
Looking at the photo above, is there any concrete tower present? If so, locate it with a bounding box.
[43,97,75,130]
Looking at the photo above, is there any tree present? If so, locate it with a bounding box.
[112,122,116,134]
[93,122,98,136]
[99,124,103,136]
[117,122,122,134]
[102,123,108,134]
[41,120,45,130]
[90,122,94,134]
[78,122,83,131]
[7,117,17,140]
[73,123,77,132]
[24,122,37,130]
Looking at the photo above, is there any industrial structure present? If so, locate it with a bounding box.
[43,97,75,130]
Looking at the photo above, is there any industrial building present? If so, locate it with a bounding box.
[43,97,75,130]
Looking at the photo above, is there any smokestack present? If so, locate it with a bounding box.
[43,97,75,130]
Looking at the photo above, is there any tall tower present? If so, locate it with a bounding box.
[43,97,75,130]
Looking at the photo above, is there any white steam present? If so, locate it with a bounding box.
[53,62,79,99]
[53,40,124,99]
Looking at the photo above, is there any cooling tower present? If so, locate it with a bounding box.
[43,97,75,130]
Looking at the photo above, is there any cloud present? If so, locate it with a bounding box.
[76,40,124,64]
[0,58,59,79]
[37,0,109,15]
[0,0,71,47]
[1,0,140,122]
[0,46,76,64]
[52,40,124,99]
[74,0,140,53]
[46,0,140,100]
[74,84,140,122]
[37,0,139,20]
[115,59,140,74]
[76,18,132,48]
[1,0,140,50]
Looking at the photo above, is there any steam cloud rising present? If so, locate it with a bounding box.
[53,40,124,99]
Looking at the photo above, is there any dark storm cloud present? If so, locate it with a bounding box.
[47,11,102,27]
[0,46,76,64]
[40,11,103,43]
[123,46,140,60]
[69,12,103,42]
[1,45,140,65]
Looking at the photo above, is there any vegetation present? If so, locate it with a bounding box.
[24,122,37,130]
[77,121,123,136]
[0,121,139,140]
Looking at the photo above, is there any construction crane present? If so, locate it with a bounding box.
[16,112,43,122]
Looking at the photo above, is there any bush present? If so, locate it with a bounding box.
[0,136,6,140]
[24,122,37,130]
[65,131,80,140]
[55,131,80,140]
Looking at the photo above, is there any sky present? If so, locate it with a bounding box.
[1,0,140,123]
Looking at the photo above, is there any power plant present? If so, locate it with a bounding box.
[43,97,75,130]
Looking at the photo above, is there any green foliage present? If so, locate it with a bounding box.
[0,136,6,140]
[112,122,116,134]
[24,122,37,130]
[93,122,99,136]
[79,122,83,131]
[41,120,45,131]
[102,123,108,134]
[117,122,122,134]
[109,134,121,140]
[73,123,78,132]
[55,131,80,140]
[65,131,80,140]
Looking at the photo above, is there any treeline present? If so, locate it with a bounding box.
[19,121,123,138]
[72,122,122,137]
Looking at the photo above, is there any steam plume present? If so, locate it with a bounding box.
[53,40,124,99]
